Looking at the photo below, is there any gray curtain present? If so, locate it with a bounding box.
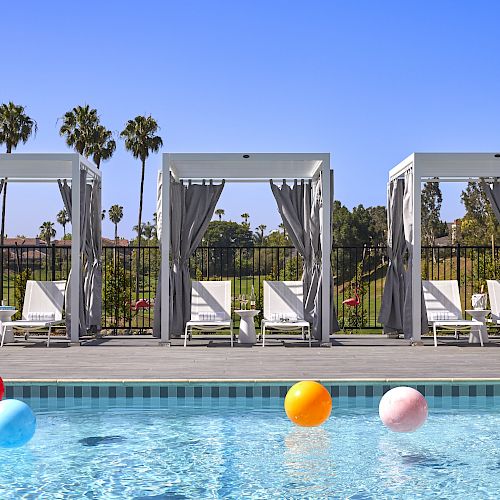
[86,179,102,332]
[402,169,428,338]
[270,178,339,341]
[58,171,101,337]
[153,177,224,338]
[481,179,500,222]
[378,178,406,333]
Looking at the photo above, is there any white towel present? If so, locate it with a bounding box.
[27,312,56,321]
[196,312,225,322]
[271,313,298,322]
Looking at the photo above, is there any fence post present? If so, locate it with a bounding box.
[51,243,56,281]
[456,244,461,288]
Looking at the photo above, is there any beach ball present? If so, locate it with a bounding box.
[285,381,332,427]
[379,387,428,433]
[0,399,37,448]
[0,377,4,400]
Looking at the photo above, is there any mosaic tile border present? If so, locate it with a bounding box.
[5,380,500,401]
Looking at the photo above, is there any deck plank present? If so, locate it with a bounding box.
[1,335,500,381]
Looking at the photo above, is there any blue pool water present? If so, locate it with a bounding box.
[1,397,500,499]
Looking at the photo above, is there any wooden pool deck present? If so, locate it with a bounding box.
[1,335,500,382]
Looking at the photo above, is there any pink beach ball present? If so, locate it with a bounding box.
[379,387,428,433]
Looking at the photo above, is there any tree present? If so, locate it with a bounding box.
[60,105,115,169]
[143,221,156,240]
[240,213,250,228]
[57,209,70,237]
[215,208,225,221]
[108,204,124,241]
[39,221,56,245]
[255,224,267,245]
[88,124,116,168]
[279,222,287,238]
[203,221,254,247]
[59,105,99,155]
[421,182,445,246]
[120,115,163,299]
[0,101,37,248]
[461,182,498,245]
[366,206,387,246]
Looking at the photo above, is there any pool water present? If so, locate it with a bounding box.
[1,398,500,499]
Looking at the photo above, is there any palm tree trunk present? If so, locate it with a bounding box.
[114,223,118,242]
[135,158,146,301]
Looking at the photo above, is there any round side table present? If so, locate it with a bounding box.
[235,309,260,344]
[0,308,18,344]
[465,309,490,344]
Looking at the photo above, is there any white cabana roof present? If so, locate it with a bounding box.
[0,153,100,182]
[390,153,500,182]
[166,153,329,181]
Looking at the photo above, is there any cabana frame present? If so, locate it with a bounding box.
[159,152,334,346]
[389,152,500,342]
[0,153,101,344]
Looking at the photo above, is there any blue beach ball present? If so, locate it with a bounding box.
[0,399,36,448]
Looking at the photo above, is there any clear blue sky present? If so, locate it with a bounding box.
[1,0,499,239]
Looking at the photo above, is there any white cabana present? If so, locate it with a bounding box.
[0,153,102,343]
[155,152,337,345]
[383,153,500,342]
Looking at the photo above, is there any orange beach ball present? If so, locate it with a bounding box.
[284,381,332,427]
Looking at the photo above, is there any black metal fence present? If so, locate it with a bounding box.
[1,244,498,332]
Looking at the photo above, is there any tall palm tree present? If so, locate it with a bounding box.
[279,222,287,237]
[240,213,250,224]
[56,209,70,237]
[39,221,56,246]
[0,102,37,299]
[120,115,163,299]
[108,205,123,241]
[255,224,267,245]
[89,124,116,168]
[215,209,225,221]
[59,105,99,156]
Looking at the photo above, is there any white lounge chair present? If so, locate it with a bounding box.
[261,280,311,347]
[184,281,234,347]
[1,280,66,347]
[423,280,483,347]
[487,280,500,324]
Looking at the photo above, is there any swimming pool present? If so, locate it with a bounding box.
[1,381,500,499]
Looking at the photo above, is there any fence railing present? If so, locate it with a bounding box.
[0,244,498,332]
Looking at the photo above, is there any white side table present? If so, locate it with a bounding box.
[465,309,490,344]
[0,309,18,344]
[235,309,260,344]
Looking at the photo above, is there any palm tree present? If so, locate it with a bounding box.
[108,205,123,241]
[143,221,156,240]
[255,224,267,245]
[39,221,56,246]
[0,102,37,300]
[59,105,99,155]
[241,212,250,224]
[120,115,163,299]
[215,209,225,221]
[89,124,116,168]
[56,209,70,237]
[279,223,287,237]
